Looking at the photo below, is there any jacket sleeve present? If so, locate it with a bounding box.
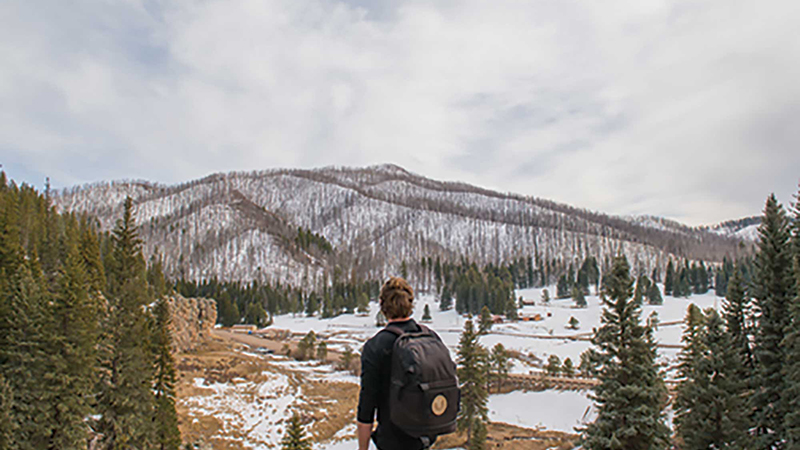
[357,339,379,424]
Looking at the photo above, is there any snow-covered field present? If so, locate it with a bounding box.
[274,285,720,375]
[188,284,718,449]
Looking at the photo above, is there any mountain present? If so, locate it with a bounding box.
[53,164,750,288]
[700,216,761,242]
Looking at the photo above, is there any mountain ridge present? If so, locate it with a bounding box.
[53,164,752,287]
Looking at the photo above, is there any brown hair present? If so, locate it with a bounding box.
[379,277,414,320]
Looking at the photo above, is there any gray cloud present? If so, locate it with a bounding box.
[1,0,798,225]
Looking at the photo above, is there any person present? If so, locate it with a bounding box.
[357,277,434,450]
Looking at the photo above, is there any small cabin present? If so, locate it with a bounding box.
[520,313,543,322]
[491,315,504,324]
[520,298,536,306]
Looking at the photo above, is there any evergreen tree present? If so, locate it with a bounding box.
[296,331,317,361]
[562,357,575,377]
[646,281,663,305]
[489,343,510,392]
[556,275,570,299]
[702,309,748,448]
[633,274,647,305]
[375,310,386,327]
[49,237,100,448]
[540,288,550,304]
[478,305,493,334]
[568,316,580,330]
[305,292,319,317]
[356,291,369,315]
[784,184,800,447]
[281,413,312,450]
[665,260,675,296]
[722,267,754,372]
[750,194,795,448]
[2,257,58,449]
[581,256,669,450]
[456,320,488,450]
[422,304,432,322]
[439,284,453,311]
[546,354,562,376]
[98,197,157,449]
[572,285,587,308]
[579,349,602,378]
[316,341,328,361]
[337,346,356,373]
[0,375,14,450]
[152,298,181,450]
[675,307,748,449]
[674,304,709,448]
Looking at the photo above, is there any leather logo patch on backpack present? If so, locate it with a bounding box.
[431,394,448,416]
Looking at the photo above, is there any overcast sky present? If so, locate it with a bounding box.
[1,0,798,226]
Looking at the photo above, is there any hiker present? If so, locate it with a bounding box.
[357,277,459,450]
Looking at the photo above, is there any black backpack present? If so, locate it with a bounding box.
[385,324,460,439]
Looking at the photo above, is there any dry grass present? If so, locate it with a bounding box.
[175,334,360,449]
[434,422,578,450]
[175,334,578,450]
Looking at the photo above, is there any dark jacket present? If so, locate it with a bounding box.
[357,319,433,450]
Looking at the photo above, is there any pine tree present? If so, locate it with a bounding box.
[556,275,570,299]
[546,354,562,376]
[0,375,14,450]
[152,298,181,450]
[489,343,510,392]
[1,257,58,449]
[305,292,319,317]
[562,358,575,377]
[541,288,550,304]
[479,305,493,334]
[356,291,369,315]
[675,307,749,449]
[665,260,675,296]
[98,197,157,449]
[337,346,356,373]
[48,236,99,448]
[568,316,580,330]
[457,320,488,449]
[281,413,312,450]
[702,309,748,448]
[316,341,328,361]
[581,256,669,450]
[750,194,795,448]
[439,284,453,311]
[375,310,386,327]
[674,304,709,448]
[296,331,317,361]
[784,184,800,447]
[722,266,754,372]
[422,304,432,322]
[572,285,587,308]
[646,281,663,305]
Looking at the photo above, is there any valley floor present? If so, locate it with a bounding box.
[177,287,714,449]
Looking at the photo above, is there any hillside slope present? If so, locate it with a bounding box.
[54,164,748,287]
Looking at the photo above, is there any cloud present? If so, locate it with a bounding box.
[1,0,798,225]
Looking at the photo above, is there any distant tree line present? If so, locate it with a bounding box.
[0,172,180,450]
[174,270,380,326]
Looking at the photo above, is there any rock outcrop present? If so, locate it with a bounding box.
[167,294,217,353]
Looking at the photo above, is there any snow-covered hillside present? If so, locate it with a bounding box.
[702,216,761,242]
[52,165,747,288]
